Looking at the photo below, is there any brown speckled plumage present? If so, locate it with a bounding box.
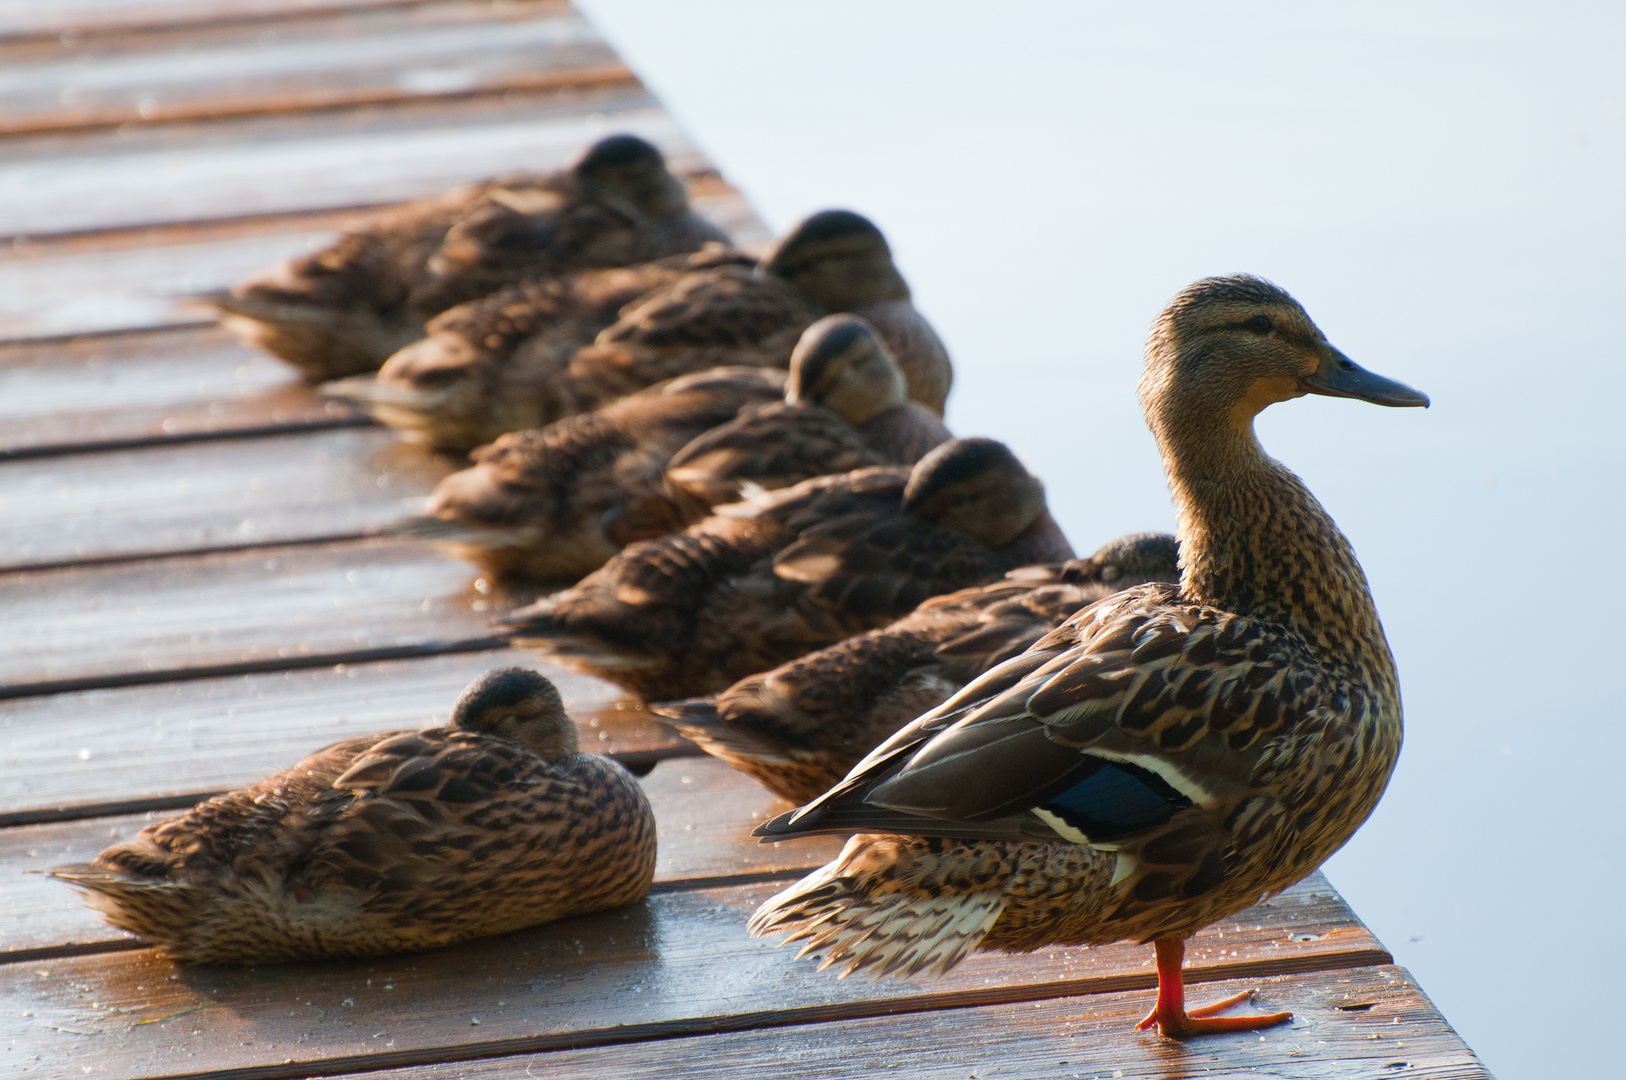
[501,438,1074,701]
[660,314,952,520]
[52,669,657,965]
[210,135,727,382]
[563,210,952,415]
[749,275,1428,999]
[398,366,787,580]
[325,246,753,452]
[651,533,1179,804]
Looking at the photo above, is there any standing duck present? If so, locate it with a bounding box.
[396,366,788,581]
[209,134,727,382]
[501,437,1073,701]
[749,276,1428,1037]
[651,533,1179,804]
[51,669,657,964]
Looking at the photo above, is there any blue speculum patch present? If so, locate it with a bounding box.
[1040,759,1192,842]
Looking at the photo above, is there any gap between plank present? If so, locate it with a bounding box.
[0,0,494,47]
[111,946,1396,1080]
[0,66,639,139]
[0,415,376,465]
[0,166,722,248]
[0,638,515,702]
[0,529,380,577]
[0,743,702,829]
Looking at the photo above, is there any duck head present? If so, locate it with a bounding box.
[449,667,580,762]
[573,133,690,221]
[764,210,911,312]
[786,314,909,425]
[1140,275,1428,470]
[1079,532,1182,587]
[902,437,1047,549]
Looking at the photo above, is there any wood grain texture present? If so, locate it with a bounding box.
[0,183,764,342]
[0,427,452,570]
[0,759,832,960]
[343,965,1489,1080]
[0,650,665,822]
[0,327,359,457]
[0,90,693,239]
[0,538,527,691]
[0,0,469,41]
[0,872,1386,1079]
[0,3,617,137]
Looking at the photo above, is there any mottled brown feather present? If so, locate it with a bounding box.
[503,442,1073,700]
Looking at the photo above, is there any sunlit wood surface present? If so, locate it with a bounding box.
[0,2,1490,1077]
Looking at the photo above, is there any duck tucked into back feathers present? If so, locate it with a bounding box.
[210,134,726,382]
[397,366,787,580]
[324,245,753,453]
[655,313,953,523]
[501,437,1073,701]
[748,275,1428,1035]
[52,668,657,965]
[650,533,1179,804]
[568,210,951,416]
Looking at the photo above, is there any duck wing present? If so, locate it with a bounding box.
[856,401,953,465]
[760,583,1340,854]
[665,402,885,513]
[308,729,580,893]
[566,265,820,404]
[772,509,1009,622]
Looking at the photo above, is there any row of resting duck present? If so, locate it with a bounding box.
[57,134,1431,1038]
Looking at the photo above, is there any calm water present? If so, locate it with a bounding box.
[579,2,1626,1076]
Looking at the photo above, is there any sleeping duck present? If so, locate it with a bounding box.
[52,668,656,964]
[652,312,953,525]
[501,437,1073,701]
[209,134,727,382]
[323,210,953,452]
[651,533,1179,804]
[397,366,788,580]
[748,275,1428,1037]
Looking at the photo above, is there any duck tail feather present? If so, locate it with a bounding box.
[748,839,1004,984]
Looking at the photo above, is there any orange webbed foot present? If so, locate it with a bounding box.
[1135,988,1293,1036]
[1134,936,1293,1037]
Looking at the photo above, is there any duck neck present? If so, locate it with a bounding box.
[1160,416,1394,682]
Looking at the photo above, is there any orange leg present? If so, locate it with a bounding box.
[1134,936,1293,1037]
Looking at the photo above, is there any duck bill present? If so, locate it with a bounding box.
[1303,344,1430,407]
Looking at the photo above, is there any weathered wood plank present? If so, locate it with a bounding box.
[0,90,692,239]
[0,427,449,570]
[0,759,833,960]
[0,538,519,693]
[0,650,672,822]
[0,3,622,137]
[0,872,1387,1079]
[347,965,1489,1080]
[0,0,461,41]
[0,327,358,457]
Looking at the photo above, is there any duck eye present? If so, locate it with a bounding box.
[1244,315,1273,334]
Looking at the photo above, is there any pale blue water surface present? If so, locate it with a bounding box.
[576,2,1626,1076]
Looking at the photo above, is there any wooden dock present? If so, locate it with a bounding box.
[0,3,1491,1077]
